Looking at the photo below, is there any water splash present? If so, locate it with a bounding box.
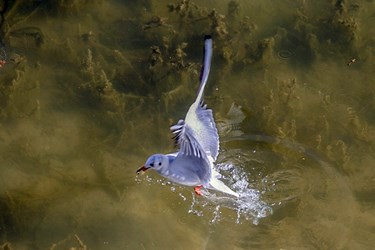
[188,161,273,225]
[135,161,273,225]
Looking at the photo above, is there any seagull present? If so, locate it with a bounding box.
[137,36,239,198]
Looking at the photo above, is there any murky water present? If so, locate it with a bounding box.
[0,0,374,249]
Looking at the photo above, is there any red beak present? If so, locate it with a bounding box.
[136,166,149,174]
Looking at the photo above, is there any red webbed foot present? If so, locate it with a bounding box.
[194,185,203,196]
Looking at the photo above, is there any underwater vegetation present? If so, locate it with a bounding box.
[0,0,374,248]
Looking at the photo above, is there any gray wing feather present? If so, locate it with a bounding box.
[170,121,212,184]
[170,106,219,160]
[195,102,219,160]
[171,121,204,159]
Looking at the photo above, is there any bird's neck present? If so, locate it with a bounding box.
[166,154,176,164]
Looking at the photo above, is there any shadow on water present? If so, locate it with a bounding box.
[0,0,374,249]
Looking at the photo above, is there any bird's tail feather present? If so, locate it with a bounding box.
[209,177,239,198]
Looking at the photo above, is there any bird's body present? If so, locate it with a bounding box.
[138,36,239,198]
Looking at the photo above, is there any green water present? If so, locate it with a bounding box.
[0,0,374,249]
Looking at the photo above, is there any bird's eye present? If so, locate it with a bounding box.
[158,162,162,166]
[150,163,154,167]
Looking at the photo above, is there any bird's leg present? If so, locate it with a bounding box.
[194,185,203,196]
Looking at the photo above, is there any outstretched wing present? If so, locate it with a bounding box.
[171,120,205,158]
[169,123,212,185]
[170,36,219,162]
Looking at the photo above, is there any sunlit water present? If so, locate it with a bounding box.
[0,0,374,249]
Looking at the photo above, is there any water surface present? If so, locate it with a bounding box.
[0,0,374,249]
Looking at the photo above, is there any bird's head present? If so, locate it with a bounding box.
[136,154,167,174]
